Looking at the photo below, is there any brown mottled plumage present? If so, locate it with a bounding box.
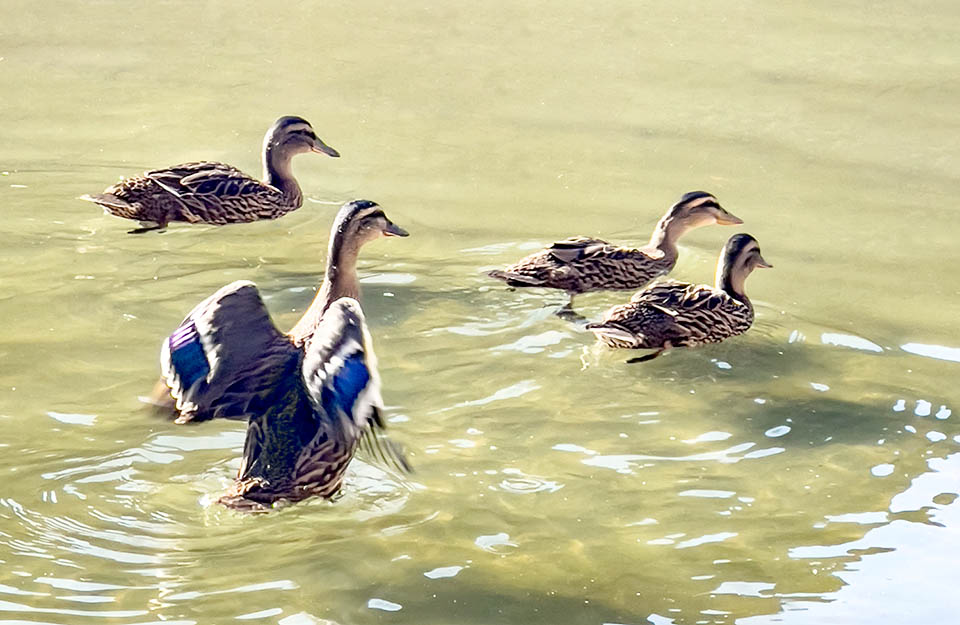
[152,201,410,509]
[488,192,742,300]
[150,200,409,423]
[80,116,339,233]
[215,298,410,510]
[586,233,772,362]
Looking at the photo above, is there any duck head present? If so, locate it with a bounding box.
[264,115,340,159]
[332,200,409,250]
[715,233,772,298]
[666,190,743,230]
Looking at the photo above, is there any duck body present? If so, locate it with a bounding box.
[489,191,742,297]
[155,200,409,507]
[212,294,406,508]
[587,280,754,350]
[488,236,672,294]
[81,116,339,233]
[90,161,291,227]
[587,233,771,361]
[158,199,408,423]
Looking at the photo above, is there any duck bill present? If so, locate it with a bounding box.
[757,256,773,268]
[384,222,409,237]
[311,139,340,157]
[716,211,744,226]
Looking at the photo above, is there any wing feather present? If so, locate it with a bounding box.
[160,280,295,422]
[546,236,611,263]
[300,298,411,474]
[145,163,275,218]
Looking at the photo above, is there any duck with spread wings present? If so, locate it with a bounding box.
[156,200,410,507]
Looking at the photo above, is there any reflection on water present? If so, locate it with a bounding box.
[901,342,960,363]
[744,453,960,625]
[2,0,960,623]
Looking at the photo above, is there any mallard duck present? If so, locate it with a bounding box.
[488,191,743,308]
[216,295,409,509]
[586,233,772,362]
[155,200,409,507]
[156,199,408,422]
[80,116,339,233]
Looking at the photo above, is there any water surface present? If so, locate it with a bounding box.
[2,1,959,623]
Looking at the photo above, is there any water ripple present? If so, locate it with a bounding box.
[556,441,786,473]
[497,468,564,494]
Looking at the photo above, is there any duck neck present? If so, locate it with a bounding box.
[289,233,362,345]
[646,215,682,261]
[262,143,303,208]
[716,262,749,304]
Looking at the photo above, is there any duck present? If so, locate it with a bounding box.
[488,191,743,309]
[156,199,408,422]
[586,233,772,362]
[217,296,410,509]
[155,200,409,507]
[80,116,340,233]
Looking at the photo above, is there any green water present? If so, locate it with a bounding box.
[2,1,959,623]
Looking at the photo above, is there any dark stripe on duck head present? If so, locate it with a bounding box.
[273,115,313,130]
[722,233,760,261]
[674,190,718,210]
[324,200,385,271]
[717,233,765,296]
[267,116,316,142]
[333,199,381,229]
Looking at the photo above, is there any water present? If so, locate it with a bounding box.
[2,1,959,623]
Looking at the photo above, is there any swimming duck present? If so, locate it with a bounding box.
[216,295,409,509]
[488,192,743,308]
[156,200,409,507]
[80,116,340,233]
[586,233,772,362]
[156,199,408,422]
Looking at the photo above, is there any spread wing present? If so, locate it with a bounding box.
[299,298,411,474]
[160,280,297,423]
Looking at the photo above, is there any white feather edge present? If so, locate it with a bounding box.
[145,172,183,197]
[159,280,257,418]
[587,324,642,347]
[302,298,384,434]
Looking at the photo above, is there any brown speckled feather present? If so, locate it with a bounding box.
[146,162,292,223]
[81,116,339,231]
[488,236,671,293]
[589,280,754,349]
[215,298,409,510]
[488,192,744,296]
[90,161,292,227]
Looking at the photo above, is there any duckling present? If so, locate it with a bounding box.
[156,199,408,424]
[586,233,772,362]
[80,116,339,233]
[488,191,742,309]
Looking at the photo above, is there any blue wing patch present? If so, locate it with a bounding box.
[167,321,210,390]
[320,352,370,417]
